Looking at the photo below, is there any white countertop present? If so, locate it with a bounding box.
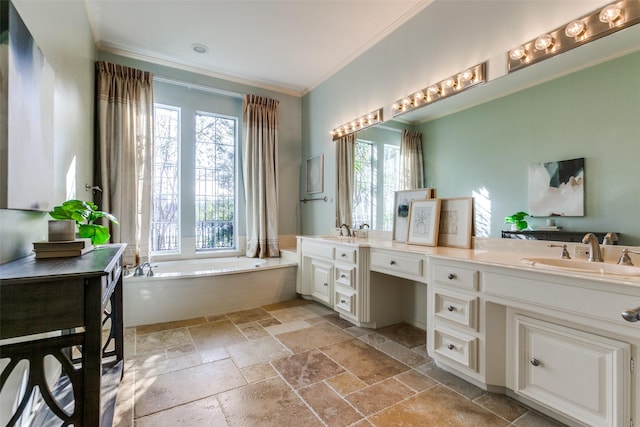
[297,235,640,289]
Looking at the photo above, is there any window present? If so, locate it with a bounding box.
[195,113,236,250]
[352,139,400,230]
[151,104,238,254]
[151,105,180,252]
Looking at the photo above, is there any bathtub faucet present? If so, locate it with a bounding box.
[134,262,154,277]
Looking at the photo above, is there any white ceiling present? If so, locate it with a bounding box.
[83,0,431,96]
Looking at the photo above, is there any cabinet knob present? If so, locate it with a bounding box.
[340,299,347,304]
[530,358,540,367]
[621,306,640,322]
[323,282,328,287]
[447,273,456,280]
[341,253,347,258]
[341,274,346,279]
[447,343,455,350]
[390,260,396,265]
[447,305,455,312]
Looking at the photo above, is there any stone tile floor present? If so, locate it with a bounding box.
[114,298,565,426]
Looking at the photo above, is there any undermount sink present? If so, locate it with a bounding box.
[520,257,640,277]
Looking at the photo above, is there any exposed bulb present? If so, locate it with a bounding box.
[459,70,474,82]
[413,91,424,101]
[599,3,621,23]
[509,46,526,61]
[427,85,440,96]
[565,20,586,37]
[534,34,554,50]
[442,77,456,89]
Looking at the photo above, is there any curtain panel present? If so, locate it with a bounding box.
[400,129,424,190]
[335,133,356,227]
[95,61,154,266]
[242,94,280,258]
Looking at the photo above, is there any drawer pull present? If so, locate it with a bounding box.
[621,306,640,322]
[340,274,347,279]
[530,358,540,367]
[323,282,328,287]
[340,299,347,304]
[341,253,347,258]
[390,260,396,266]
[446,343,455,350]
[447,273,456,280]
[447,305,455,312]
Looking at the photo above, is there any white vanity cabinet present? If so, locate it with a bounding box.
[427,258,485,381]
[483,268,637,427]
[297,238,363,323]
[510,313,630,427]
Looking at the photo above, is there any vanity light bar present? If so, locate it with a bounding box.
[391,62,487,118]
[331,108,383,141]
[508,0,640,72]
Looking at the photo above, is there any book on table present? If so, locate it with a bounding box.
[33,238,94,258]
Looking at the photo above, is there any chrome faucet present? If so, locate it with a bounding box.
[134,262,154,277]
[582,233,603,262]
[339,223,352,237]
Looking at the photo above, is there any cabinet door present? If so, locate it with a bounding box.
[311,259,333,305]
[512,315,630,427]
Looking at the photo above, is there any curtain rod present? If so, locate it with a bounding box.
[153,76,243,99]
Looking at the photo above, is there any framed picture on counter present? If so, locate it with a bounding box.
[407,199,441,246]
[392,188,436,242]
[437,197,473,249]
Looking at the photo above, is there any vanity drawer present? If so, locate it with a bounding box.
[434,288,478,330]
[433,325,477,371]
[433,263,478,290]
[335,247,357,264]
[302,241,335,260]
[370,249,424,281]
[335,289,356,316]
[335,266,355,288]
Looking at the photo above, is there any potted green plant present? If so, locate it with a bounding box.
[504,211,529,231]
[49,199,119,245]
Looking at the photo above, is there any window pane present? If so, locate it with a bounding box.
[151,106,180,252]
[195,113,236,250]
[353,141,376,229]
[383,144,400,231]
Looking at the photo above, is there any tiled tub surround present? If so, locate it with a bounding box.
[113,299,564,426]
[297,236,640,426]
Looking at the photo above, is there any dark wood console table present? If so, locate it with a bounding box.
[501,230,617,243]
[0,244,126,426]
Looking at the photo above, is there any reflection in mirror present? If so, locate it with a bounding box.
[351,120,422,231]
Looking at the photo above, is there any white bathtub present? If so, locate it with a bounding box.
[123,256,298,327]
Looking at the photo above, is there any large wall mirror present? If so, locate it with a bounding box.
[349,120,420,232]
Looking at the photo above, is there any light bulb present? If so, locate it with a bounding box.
[459,70,474,82]
[427,85,440,96]
[565,20,586,37]
[534,34,554,50]
[413,91,424,101]
[509,46,526,61]
[599,3,621,23]
[402,98,411,105]
[442,77,456,89]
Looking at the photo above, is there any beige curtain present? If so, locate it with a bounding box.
[335,133,356,227]
[95,61,154,266]
[242,94,280,258]
[400,129,424,190]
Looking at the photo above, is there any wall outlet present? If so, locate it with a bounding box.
[574,244,590,260]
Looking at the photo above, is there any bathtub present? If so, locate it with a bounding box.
[123,256,298,327]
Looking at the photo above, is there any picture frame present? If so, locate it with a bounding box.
[306,155,324,194]
[392,188,436,242]
[438,197,473,248]
[407,199,441,246]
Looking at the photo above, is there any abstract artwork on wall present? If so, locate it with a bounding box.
[528,157,584,217]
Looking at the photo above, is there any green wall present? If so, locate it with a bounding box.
[419,52,640,244]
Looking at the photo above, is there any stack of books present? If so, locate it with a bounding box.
[33,238,94,259]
